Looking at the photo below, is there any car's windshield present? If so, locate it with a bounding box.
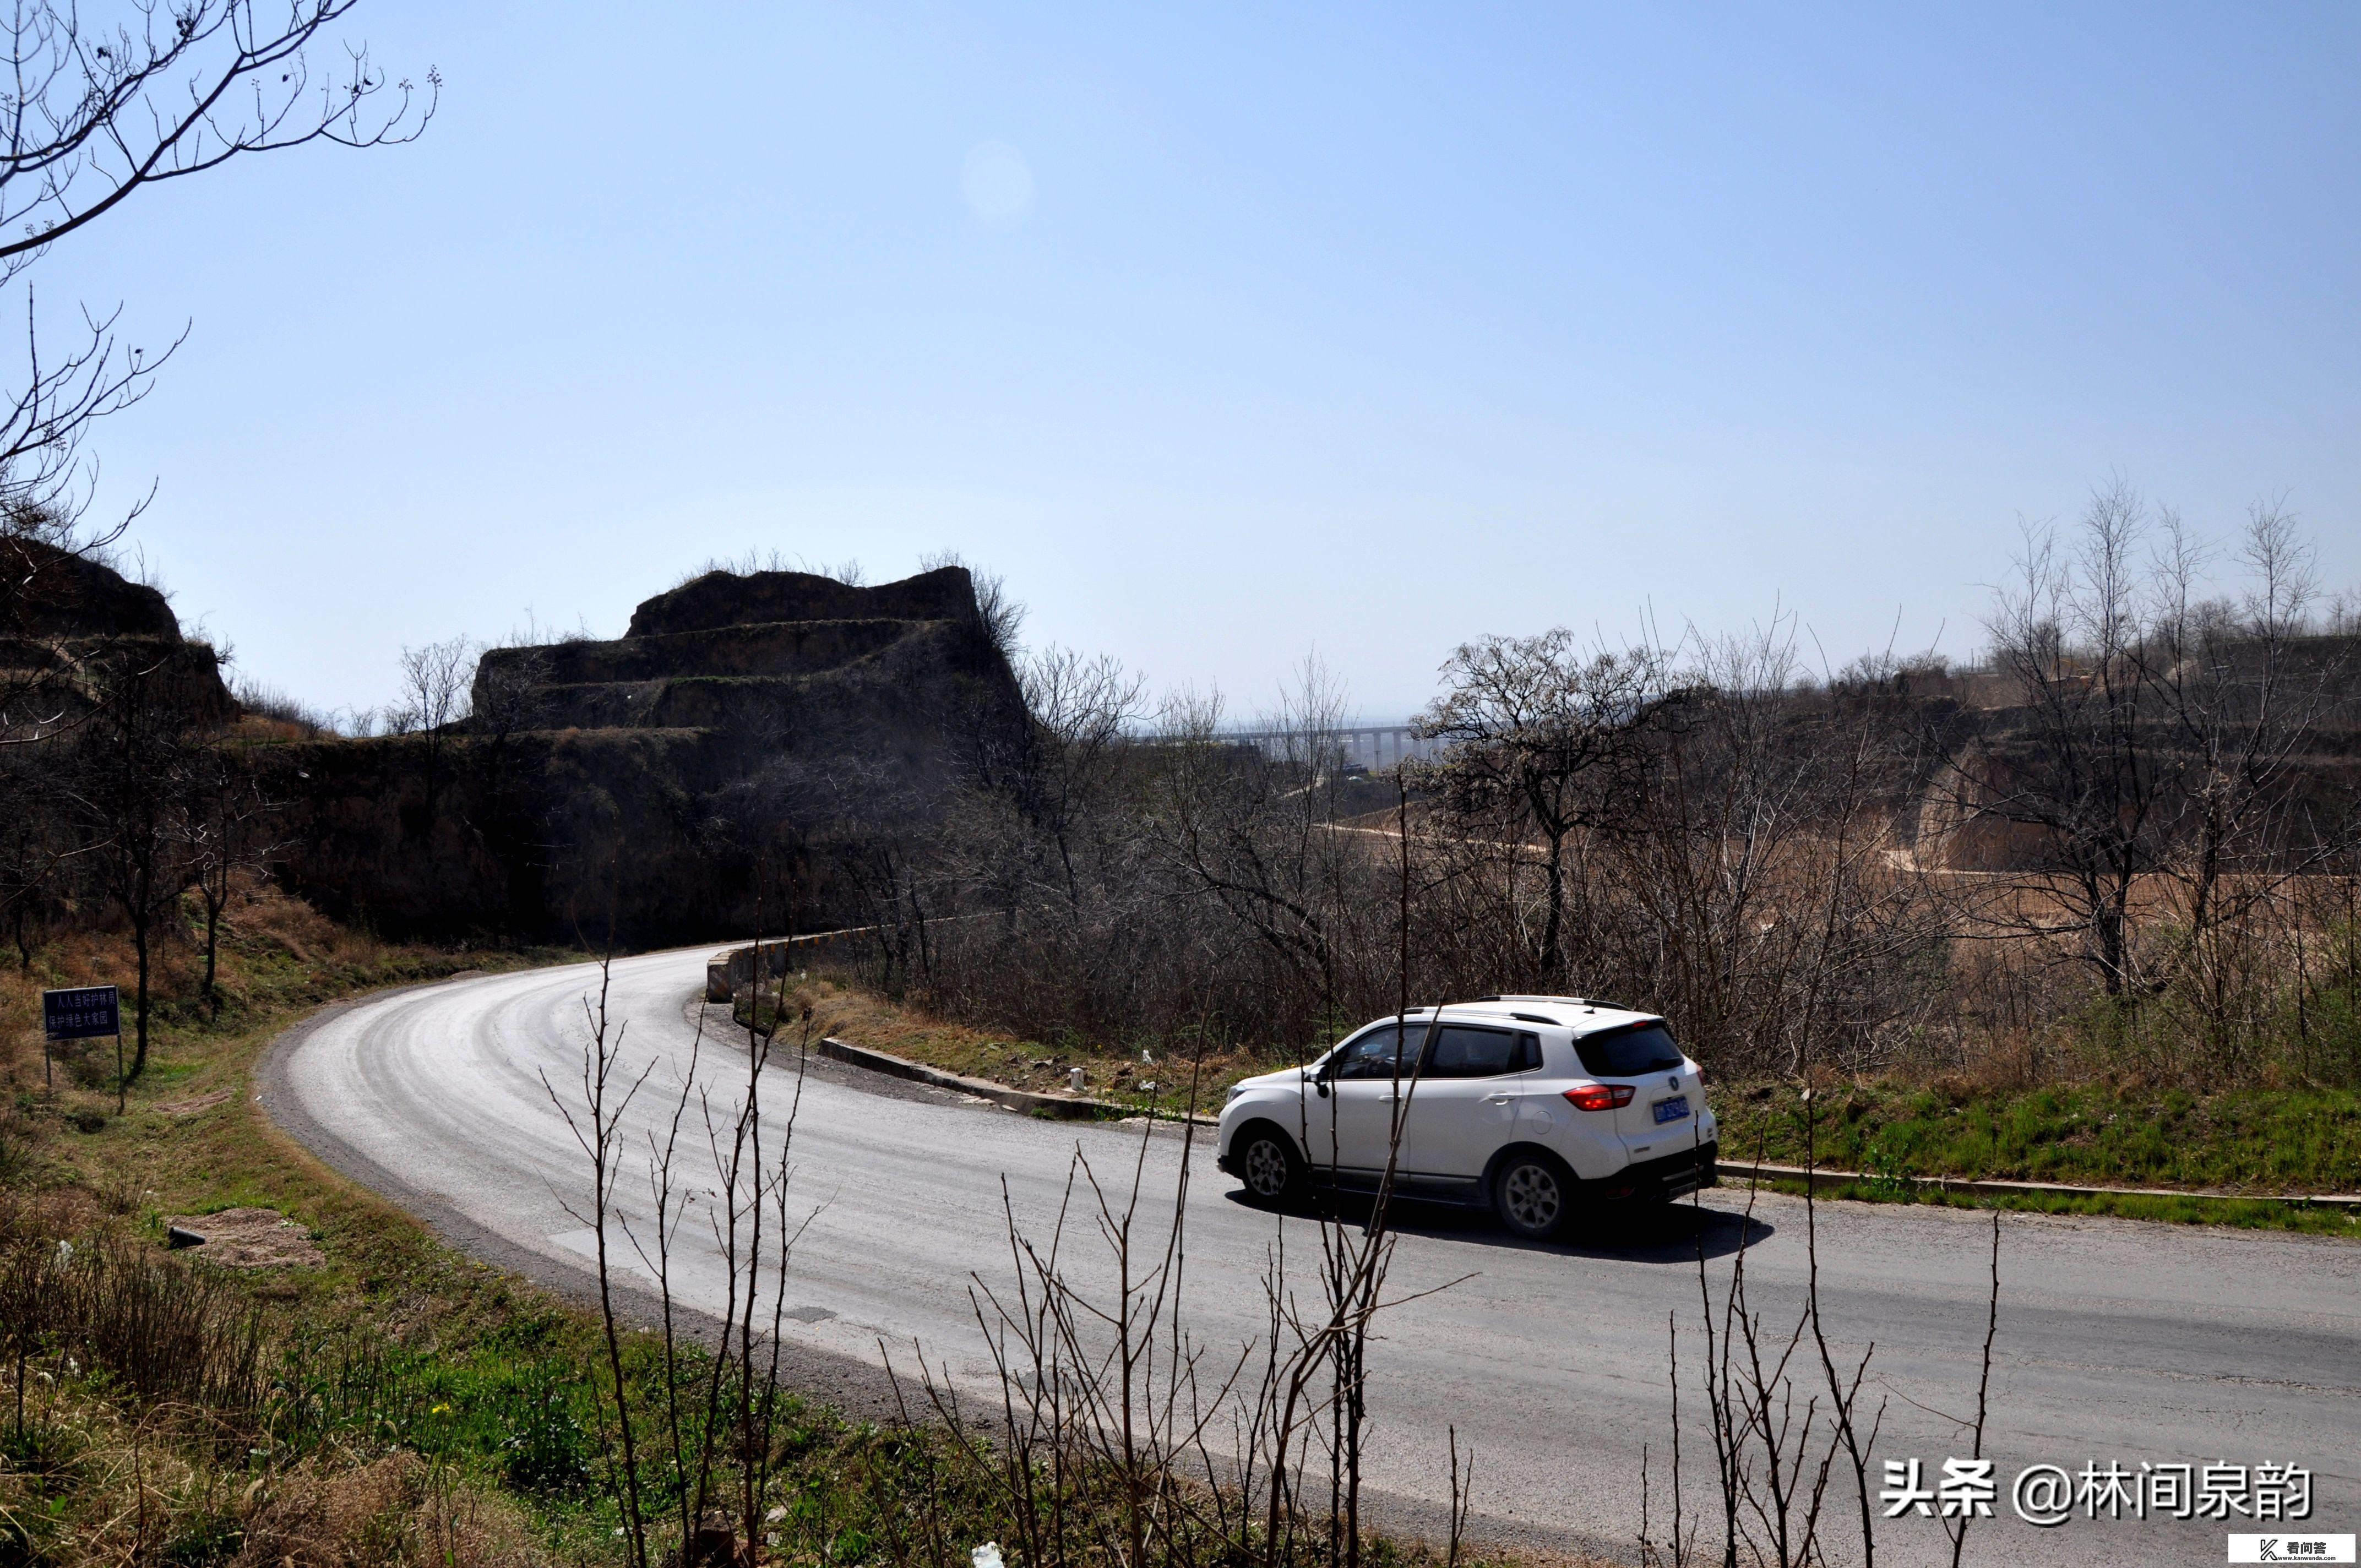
[1573,1022,1685,1077]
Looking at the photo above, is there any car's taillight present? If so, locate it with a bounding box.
[1563,1084,1635,1112]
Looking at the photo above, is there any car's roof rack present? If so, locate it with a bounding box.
[1474,993,1629,1010]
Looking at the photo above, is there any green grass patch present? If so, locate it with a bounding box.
[1713,1079,2361,1199]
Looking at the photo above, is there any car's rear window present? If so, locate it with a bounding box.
[1574,1022,1684,1077]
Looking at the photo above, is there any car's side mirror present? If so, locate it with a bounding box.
[1315,1079,1331,1098]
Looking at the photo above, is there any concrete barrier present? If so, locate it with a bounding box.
[708,932,864,1002]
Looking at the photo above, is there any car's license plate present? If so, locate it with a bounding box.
[1653,1096,1691,1124]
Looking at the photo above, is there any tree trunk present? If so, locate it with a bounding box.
[132,908,151,1080]
[2093,890,2129,998]
[203,888,222,1018]
[1539,830,1567,983]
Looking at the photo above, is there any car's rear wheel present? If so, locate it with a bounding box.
[1493,1152,1574,1240]
[1236,1127,1304,1206]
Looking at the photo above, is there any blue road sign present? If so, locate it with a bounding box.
[42,986,119,1040]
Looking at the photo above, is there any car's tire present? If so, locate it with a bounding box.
[1234,1125,1305,1207]
[1492,1151,1575,1240]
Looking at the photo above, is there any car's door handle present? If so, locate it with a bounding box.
[1486,1093,1515,1104]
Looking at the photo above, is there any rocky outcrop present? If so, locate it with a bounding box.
[625,565,978,638]
[2,536,183,640]
[267,564,1027,944]
[0,534,236,736]
[1909,739,2068,872]
[470,567,1010,743]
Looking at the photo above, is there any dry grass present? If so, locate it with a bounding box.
[233,1453,541,1568]
[779,972,1285,1107]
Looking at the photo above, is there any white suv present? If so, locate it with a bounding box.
[1215,997,1719,1239]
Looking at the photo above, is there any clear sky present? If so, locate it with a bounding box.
[56,1,2361,723]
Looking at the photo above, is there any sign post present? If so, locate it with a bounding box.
[41,987,121,1106]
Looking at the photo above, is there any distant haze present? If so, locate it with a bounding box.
[62,1,2361,722]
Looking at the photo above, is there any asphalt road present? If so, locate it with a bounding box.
[262,946,2361,1567]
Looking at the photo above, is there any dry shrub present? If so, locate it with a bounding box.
[227,875,344,966]
[236,1454,421,1567]
[89,1170,141,1216]
[0,1185,94,1245]
[0,1231,268,1413]
[1925,1071,1978,1107]
[1960,1035,2047,1093]
[3,926,118,993]
[233,1453,537,1568]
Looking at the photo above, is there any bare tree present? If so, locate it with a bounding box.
[0,2,433,709]
[1011,645,1148,911]
[1937,483,2354,1025]
[1601,619,1947,1077]
[1418,629,1663,983]
[177,741,282,1014]
[58,651,199,1086]
[0,1,433,276]
[389,634,474,830]
[390,636,473,734]
[1150,663,1368,1031]
[553,901,822,1567]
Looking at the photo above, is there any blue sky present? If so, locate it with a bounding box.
[56,1,2361,721]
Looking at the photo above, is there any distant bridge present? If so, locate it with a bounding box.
[1144,722,1445,771]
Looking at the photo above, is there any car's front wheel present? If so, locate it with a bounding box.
[1235,1126,1305,1206]
[1493,1152,1574,1240]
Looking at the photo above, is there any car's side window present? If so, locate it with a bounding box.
[1329,1025,1408,1081]
[1422,1025,1531,1079]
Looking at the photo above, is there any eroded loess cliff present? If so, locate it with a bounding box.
[1,536,237,738]
[265,565,1026,944]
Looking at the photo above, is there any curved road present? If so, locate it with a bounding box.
[264,946,2360,1567]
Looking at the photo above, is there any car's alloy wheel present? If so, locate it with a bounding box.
[1497,1157,1568,1239]
[1241,1133,1297,1203]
